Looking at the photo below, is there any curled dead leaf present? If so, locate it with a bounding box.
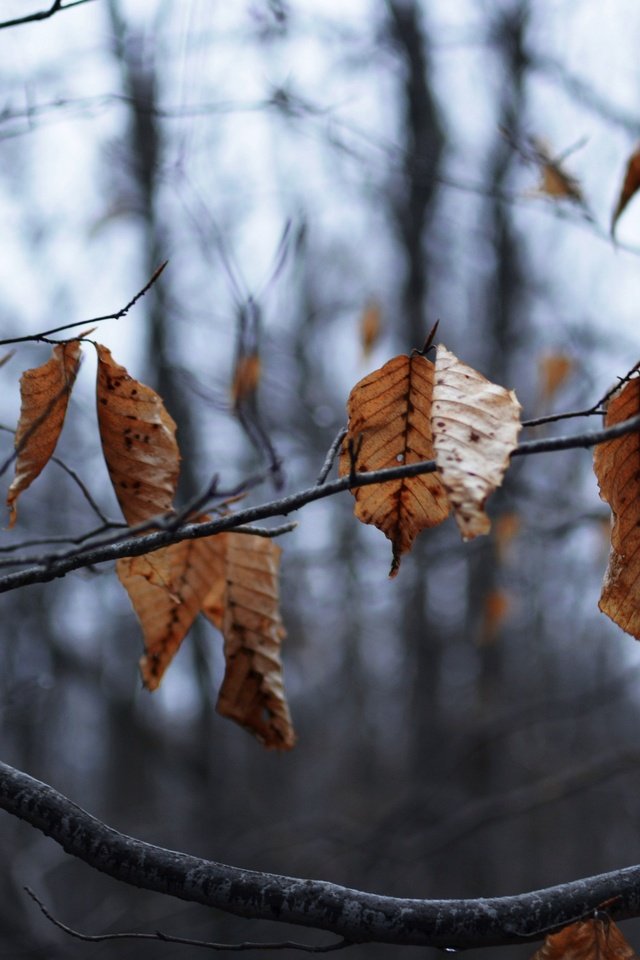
[531,138,584,204]
[360,299,382,359]
[117,525,226,690]
[231,352,261,409]
[96,345,180,525]
[538,353,574,405]
[339,353,449,577]
[612,145,640,237]
[531,917,637,960]
[7,339,83,527]
[217,533,295,750]
[432,345,522,540]
[593,376,640,638]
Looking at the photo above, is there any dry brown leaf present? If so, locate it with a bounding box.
[360,299,382,359]
[538,161,583,202]
[7,339,83,527]
[432,345,522,540]
[217,533,295,750]
[231,352,261,409]
[480,589,510,646]
[493,511,520,562]
[117,527,227,690]
[96,345,180,525]
[531,918,637,960]
[612,145,640,237]
[593,376,640,638]
[538,353,574,405]
[339,353,449,577]
[531,139,584,203]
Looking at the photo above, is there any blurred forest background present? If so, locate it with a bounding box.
[1,0,640,957]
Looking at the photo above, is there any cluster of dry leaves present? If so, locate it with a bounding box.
[5,339,293,750]
[3,327,640,752]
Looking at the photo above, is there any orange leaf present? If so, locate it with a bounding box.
[7,339,83,527]
[339,354,449,576]
[117,528,226,690]
[538,162,583,202]
[612,145,640,237]
[531,918,637,960]
[531,140,584,203]
[480,589,510,645]
[493,511,520,562]
[231,352,261,409]
[538,353,574,405]
[432,345,522,540]
[217,533,295,750]
[593,377,640,638]
[96,345,180,525]
[360,299,382,359]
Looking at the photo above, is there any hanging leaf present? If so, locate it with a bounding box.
[359,298,383,359]
[531,139,584,203]
[339,353,449,577]
[7,339,83,527]
[538,161,584,202]
[216,533,295,750]
[480,589,511,646]
[531,917,637,960]
[593,377,640,639]
[96,345,180,525]
[493,511,520,562]
[432,345,522,540]
[231,351,261,410]
[538,353,574,405]
[612,145,640,237]
[117,526,226,690]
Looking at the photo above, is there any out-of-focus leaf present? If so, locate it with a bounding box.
[538,353,573,405]
[612,145,640,237]
[360,298,382,359]
[432,345,522,540]
[217,533,295,750]
[7,339,83,527]
[531,918,637,960]
[493,511,520,562]
[480,589,510,646]
[96,345,180,525]
[117,526,226,690]
[531,139,584,203]
[339,353,449,577]
[593,377,640,638]
[231,352,261,409]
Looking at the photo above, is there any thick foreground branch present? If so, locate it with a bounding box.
[2,760,640,949]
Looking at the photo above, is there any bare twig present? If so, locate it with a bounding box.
[522,360,640,428]
[0,0,96,31]
[25,888,351,953]
[0,411,639,593]
[316,428,347,485]
[0,262,168,346]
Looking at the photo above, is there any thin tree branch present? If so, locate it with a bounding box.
[316,428,347,485]
[25,887,351,953]
[1,760,640,948]
[0,412,638,593]
[0,0,96,31]
[0,261,167,346]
